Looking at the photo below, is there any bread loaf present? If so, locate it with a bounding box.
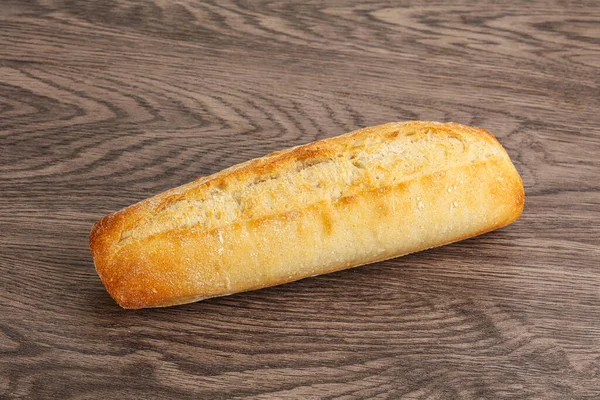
[90,121,524,309]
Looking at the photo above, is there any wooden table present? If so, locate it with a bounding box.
[2,1,599,398]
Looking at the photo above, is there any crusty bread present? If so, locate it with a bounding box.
[90,121,524,309]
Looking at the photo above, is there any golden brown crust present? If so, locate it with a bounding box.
[90,121,524,309]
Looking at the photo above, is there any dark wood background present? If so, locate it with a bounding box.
[1,0,599,398]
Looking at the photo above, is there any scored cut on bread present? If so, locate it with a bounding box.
[90,121,524,309]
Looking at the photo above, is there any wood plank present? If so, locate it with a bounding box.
[1,0,599,398]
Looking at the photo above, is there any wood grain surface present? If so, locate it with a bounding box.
[1,0,599,398]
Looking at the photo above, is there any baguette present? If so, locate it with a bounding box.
[90,121,524,309]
